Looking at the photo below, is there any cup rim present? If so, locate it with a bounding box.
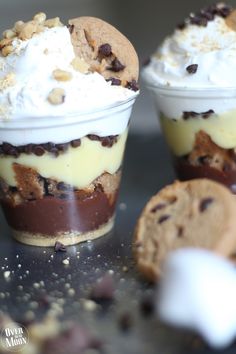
[0,93,138,129]
[145,81,236,98]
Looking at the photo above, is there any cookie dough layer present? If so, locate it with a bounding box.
[0,129,127,189]
[160,109,236,156]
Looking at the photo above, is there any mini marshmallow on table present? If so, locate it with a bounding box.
[157,248,236,349]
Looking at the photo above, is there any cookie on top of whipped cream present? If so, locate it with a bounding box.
[0,13,139,246]
[0,12,139,120]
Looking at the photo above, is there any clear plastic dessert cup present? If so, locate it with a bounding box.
[0,96,137,246]
[146,83,236,193]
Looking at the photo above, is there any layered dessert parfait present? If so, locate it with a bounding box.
[0,13,139,246]
[142,3,236,192]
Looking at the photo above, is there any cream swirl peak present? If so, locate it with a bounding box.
[0,13,137,121]
[143,3,236,88]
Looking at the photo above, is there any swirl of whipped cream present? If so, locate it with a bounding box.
[143,16,236,88]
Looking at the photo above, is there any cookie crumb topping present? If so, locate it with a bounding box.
[71,57,89,73]
[53,69,72,82]
[0,73,16,91]
[0,12,63,57]
[47,88,65,105]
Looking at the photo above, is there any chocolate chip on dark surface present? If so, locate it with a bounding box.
[199,197,214,212]
[158,215,171,224]
[190,15,208,27]
[108,58,126,72]
[71,139,81,148]
[54,241,67,252]
[98,43,112,57]
[89,273,115,303]
[186,64,198,74]
[140,295,155,317]
[126,80,139,92]
[151,203,166,213]
[118,312,133,332]
[106,77,122,86]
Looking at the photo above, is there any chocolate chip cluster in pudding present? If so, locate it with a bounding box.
[143,3,236,192]
[0,13,139,246]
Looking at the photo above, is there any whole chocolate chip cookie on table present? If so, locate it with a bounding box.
[134,179,236,282]
[0,12,139,246]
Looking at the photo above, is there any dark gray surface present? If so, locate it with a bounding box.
[0,134,236,354]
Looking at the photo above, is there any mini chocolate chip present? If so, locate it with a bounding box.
[43,142,55,152]
[90,274,115,303]
[24,144,34,154]
[183,111,198,120]
[108,58,125,72]
[158,215,171,224]
[151,203,166,213]
[87,134,99,141]
[50,147,59,157]
[67,24,74,34]
[140,295,155,317]
[54,241,67,252]
[186,64,198,74]
[177,22,186,30]
[202,109,215,119]
[33,145,45,156]
[106,77,122,86]
[98,43,112,57]
[183,110,214,120]
[56,143,69,152]
[190,15,208,27]
[199,197,214,212]
[200,10,214,21]
[118,313,133,332]
[126,80,139,92]
[71,139,81,148]
[2,142,13,154]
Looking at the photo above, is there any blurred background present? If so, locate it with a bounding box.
[0,0,235,134]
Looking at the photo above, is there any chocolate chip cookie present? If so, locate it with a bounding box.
[134,179,236,282]
[68,16,139,89]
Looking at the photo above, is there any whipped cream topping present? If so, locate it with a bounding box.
[0,26,136,119]
[157,249,236,349]
[143,16,236,88]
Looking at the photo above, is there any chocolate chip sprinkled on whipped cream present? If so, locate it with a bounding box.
[186,64,198,74]
[180,3,232,30]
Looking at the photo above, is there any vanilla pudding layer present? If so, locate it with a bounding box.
[0,129,127,189]
[160,109,236,157]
